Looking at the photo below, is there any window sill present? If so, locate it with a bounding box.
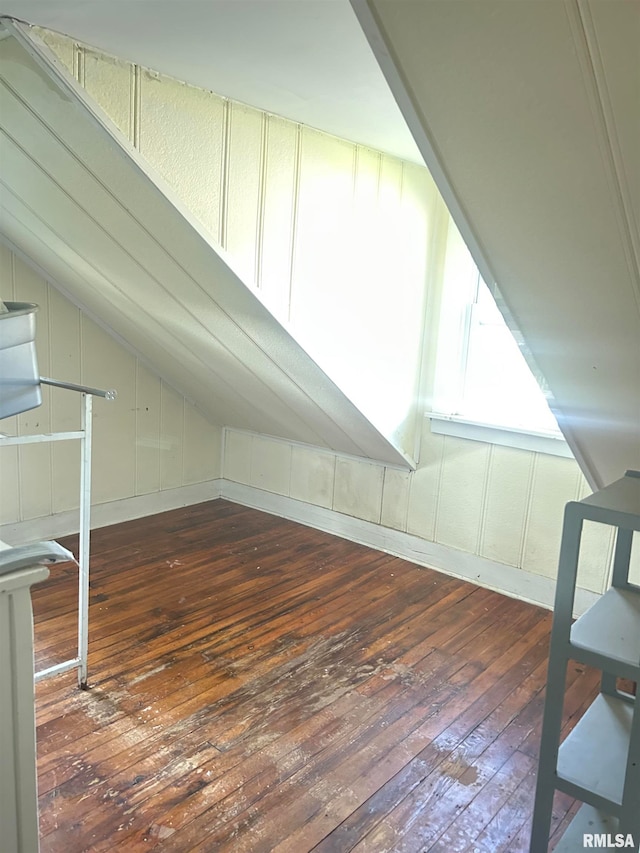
[428,414,573,458]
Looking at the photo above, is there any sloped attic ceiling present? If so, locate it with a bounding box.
[353,0,640,489]
[0,20,411,468]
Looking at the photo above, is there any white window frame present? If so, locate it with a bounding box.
[430,220,571,458]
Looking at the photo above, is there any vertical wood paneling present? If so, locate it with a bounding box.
[82,317,136,504]
[289,445,335,509]
[132,65,141,149]
[250,435,291,496]
[227,427,616,598]
[15,258,50,434]
[0,446,19,524]
[435,435,490,552]
[289,128,355,374]
[417,197,451,432]
[344,147,388,420]
[350,146,380,311]
[11,29,617,603]
[395,163,437,452]
[48,286,81,514]
[352,147,380,267]
[15,442,51,521]
[0,246,20,524]
[82,48,133,140]
[406,422,444,541]
[259,116,298,321]
[135,363,161,496]
[371,156,404,414]
[36,28,74,72]
[1,247,222,525]
[219,100,231,249]
[225,103,264,283]
[406,465,440,541]
[183,409,221,485]
[48,286,81,390]
[14,260,52,520]
[480,445,533,567]
[138,70,224,239]
[0,241,13,296]
[521,454,582,578]
[223,429,253,485]
[333,457,384,524]
[377,156,403,241]
[381,467,410,531]
[159,383,184,490]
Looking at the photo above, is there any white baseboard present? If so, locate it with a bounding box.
[1,477,595,616]
[0,480,223,545]
[220,481,598,617]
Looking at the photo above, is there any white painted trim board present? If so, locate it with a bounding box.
[1,477,593,617]
[0,480,223,545]
[220,481,599,618]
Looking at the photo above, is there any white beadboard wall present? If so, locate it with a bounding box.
[36,29,434,456]
[0,245,222,530]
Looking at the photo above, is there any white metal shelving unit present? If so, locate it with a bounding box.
[530,470,640,852]
[0,378,116,688]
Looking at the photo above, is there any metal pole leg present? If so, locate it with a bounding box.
[78,393,92,689]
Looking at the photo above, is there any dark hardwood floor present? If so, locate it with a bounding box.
[32,500,598,852]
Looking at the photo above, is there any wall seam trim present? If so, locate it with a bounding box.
[519,453,538,571]
[132,64,141,149]
[432,431,446,540]
[287,124,303,324]
[255,113,268,289]
[219,99,231,249]
[476,443,493,556]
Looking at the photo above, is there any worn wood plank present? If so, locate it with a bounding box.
[32,500,600,852]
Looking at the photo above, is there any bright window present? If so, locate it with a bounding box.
[433,219,561,436]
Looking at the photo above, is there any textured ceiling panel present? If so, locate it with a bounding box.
[353,0,640,488]
[0,0,421,163]
[0,22,412,468]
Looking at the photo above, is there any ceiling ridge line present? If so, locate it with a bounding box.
[568,0,640,315]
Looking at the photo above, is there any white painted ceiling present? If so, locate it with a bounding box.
[0,0,421,163]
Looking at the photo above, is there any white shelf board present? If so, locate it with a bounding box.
[557,694,632,806]
[579,473,640,527]
[571,587,640,670]
[552,804,620,853]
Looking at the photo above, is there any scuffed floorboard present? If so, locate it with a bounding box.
[32,500,597,851]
